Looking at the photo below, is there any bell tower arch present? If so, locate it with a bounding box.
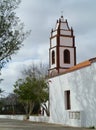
[49,16,76,76]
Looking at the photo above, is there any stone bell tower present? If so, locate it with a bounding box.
[49,15,76,76]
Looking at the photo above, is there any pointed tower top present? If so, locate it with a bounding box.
[60,15,64,22]
[55,15,70,30]
[61,15,63,18]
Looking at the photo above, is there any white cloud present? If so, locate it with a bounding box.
[0,59,43,94]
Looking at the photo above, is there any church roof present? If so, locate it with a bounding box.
[63,57,96,74]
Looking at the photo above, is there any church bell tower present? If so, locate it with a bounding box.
[49,16,76,76]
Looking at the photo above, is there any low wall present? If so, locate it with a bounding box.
[0,115,24,120]
[0,115,49,123]
[29,116,49,122]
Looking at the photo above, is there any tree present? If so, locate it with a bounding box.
[0,88,4,99]
[14,63,49,118]
[22,63,48,79]
[0,88,4,113]
[0,93,25,114]
[0,0,30,69]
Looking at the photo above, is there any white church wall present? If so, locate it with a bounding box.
[60,37,73,46]
[52,31,57,37]
[51,37,56,48]
[60,30,71,36]
[49,62,96,127]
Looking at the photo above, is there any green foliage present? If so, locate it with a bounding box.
[0,0,30,69]
[0,93,25,114]
[14,63,49,116]
[14,77,48,103]
[13,64,49,116]
[0,88,4,94]
[88,126,95,129]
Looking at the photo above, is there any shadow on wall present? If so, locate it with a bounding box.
[69,64,96,127]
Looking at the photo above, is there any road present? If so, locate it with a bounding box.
[0,118,94,130]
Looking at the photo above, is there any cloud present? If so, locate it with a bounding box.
[1,59,43,94]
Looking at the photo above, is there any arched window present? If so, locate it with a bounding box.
[52,50,55,64]
[64,49,70,64]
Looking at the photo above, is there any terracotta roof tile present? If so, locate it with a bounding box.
[66,57,96,73]
[64,60,91,73]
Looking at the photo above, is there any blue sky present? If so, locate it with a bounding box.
[1,0,96,94]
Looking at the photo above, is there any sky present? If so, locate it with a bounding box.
[1,0,96,95]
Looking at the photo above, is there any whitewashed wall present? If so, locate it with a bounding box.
[49,62,96,127]
[60,37,73,46]
[0,115,49,123]
[0,115,24,120]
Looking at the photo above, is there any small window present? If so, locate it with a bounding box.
[52,50,55,64]
[64,49,70,64]
[64,90,71,110]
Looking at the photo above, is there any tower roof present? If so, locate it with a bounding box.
[55,15,70,30]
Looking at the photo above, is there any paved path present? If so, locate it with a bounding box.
[0,118,95,130]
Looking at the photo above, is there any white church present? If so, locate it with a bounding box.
[48,15,96,127]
